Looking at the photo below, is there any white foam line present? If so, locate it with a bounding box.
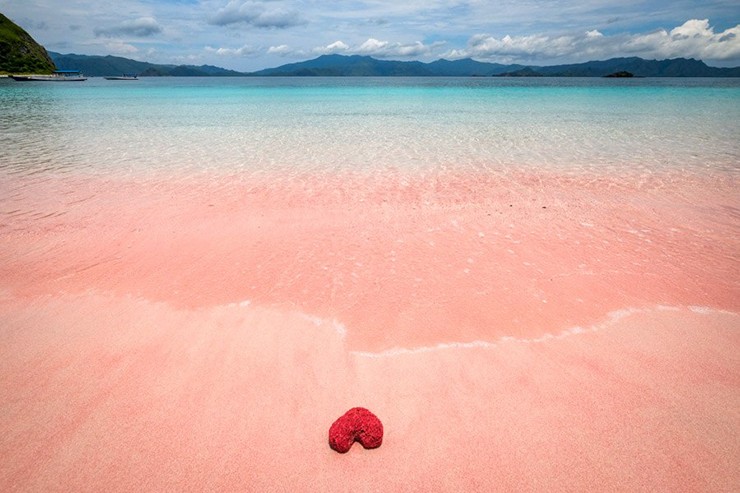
[688,305,737,315]
[350,305,738,359]
[332,320,348,339]
[352,326,596,359]
[226,299,252,308]
[351,340,497,358]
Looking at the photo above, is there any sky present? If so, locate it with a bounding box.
[2,1,739,71]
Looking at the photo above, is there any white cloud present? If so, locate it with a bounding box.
[94,16,163,38]
[205,44,258,57]
[469,33,550,58]
[313,40,350,55]
[459,19,740,64]
[629,19,740,61]
[355,38,437,58]
[103,40,139,55]
[268,38,438,60]
[357,38,388,54]
[439,48,468,60]
[267,44,295,56]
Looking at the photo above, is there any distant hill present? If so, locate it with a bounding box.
[0,13,55,74]
[426,58,524,76]
[43,51,740,78]
[496,67,544,77]
[520,57,740,77]
[250,54,528,77]
[48,52,243,77]
[248,54,433,76]
[252,54,740,77]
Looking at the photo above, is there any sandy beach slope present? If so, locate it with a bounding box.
[1,170,738,491]
[0,296,738,491]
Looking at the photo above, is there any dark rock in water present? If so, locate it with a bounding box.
[604,71,634,78]
[329,407,383,453]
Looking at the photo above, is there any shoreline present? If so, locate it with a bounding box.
[2,168,737,350]
[1,292,738,491]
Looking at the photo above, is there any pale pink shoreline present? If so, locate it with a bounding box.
[1,169,737,350]
[1,168,739,490]
[0,296,738,491]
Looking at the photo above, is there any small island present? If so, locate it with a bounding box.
[604,71,634,78]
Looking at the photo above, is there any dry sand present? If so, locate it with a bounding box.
[1,169,738,491]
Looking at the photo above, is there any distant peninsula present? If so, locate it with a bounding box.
[48,52,243,77]
[47,52,740,78]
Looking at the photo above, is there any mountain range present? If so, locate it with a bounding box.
[249,54,740,77]
[48,52,243,77]
[48,52,740,77]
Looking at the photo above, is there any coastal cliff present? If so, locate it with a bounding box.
[0,13,55,74]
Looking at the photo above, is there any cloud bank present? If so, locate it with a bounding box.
[356,39,441,58]
[225,19,738,69]
[260,38,443,59]
[452,19,740,64]
[205,44,258,57]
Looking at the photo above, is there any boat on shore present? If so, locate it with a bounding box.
[11,70,87,81]
[104,74,138,80]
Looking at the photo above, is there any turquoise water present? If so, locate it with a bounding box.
[1,77,739,177]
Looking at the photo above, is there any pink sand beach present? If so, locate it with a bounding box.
[1,168,739,491]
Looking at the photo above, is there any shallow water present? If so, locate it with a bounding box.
[2,77,739,178]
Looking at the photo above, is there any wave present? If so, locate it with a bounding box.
[1,291,735,360]
[349,304,738,359]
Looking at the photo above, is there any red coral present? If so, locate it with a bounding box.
[328,407,383,453]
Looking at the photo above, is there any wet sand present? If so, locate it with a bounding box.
[1,169,739,491]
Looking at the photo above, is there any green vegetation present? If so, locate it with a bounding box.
[48,52,245,77]
[0,13,56,74]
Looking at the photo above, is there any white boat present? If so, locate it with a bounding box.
[11,70,87,81]
[104,74,138,80]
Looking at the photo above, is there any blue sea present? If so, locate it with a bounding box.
[2,76,739,179]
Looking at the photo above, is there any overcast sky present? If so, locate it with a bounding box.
[3,1,739,71]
